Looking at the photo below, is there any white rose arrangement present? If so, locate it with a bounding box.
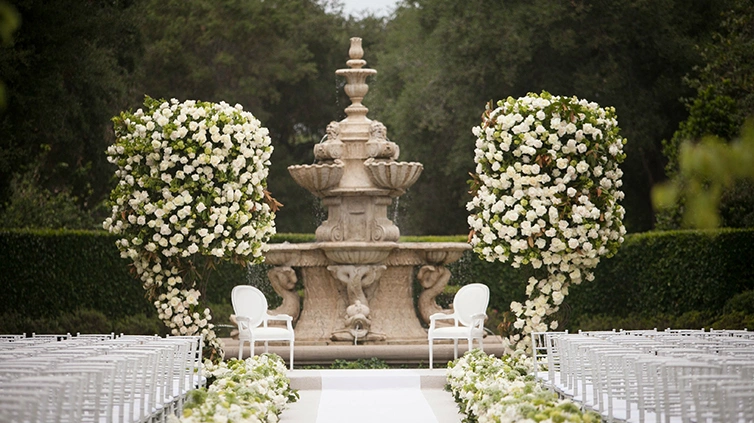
[104,97,278,358]
[446,350,601,423]
[467,92,626,352]
[168,354,298,423]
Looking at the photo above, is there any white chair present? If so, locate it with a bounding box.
[427,283,489,369]
[231,285,295,370]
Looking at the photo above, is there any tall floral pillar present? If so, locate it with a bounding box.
[467,92,627,352]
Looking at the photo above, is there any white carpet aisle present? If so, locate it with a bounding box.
[281,369,463,423]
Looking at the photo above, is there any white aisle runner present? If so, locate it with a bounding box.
[314,370,440,423]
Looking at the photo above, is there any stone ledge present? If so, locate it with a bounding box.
[221,336,506,367]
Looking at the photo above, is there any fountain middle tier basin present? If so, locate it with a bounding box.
[288,161,344,196]
[364,160,423,195]
[263,241,471,344]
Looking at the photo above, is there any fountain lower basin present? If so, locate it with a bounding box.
[263,241,470,344]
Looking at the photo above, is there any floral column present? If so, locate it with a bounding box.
[467,91,627,353]
[104,97,277,359]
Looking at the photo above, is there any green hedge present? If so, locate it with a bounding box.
[2,229,752,330]
[0,229,252,320]
[0,229,151,320]
[565,228,754,326]
[441,229,754,330]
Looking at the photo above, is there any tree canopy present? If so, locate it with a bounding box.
[0,0,750,234]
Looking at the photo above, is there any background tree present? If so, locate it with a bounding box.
[369,0,730,235]
[0,0,19,109]
[1,0,746,235]
[0,0,142,228]
[135,0,357,233]
[658,0,754,228]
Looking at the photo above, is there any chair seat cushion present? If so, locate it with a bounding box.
[245,327,294,341]
[429,326,484,340]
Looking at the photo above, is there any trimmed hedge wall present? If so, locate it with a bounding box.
[0,229,151,320]
[565,228,754,322]
[0,229,253,320]
[442,229,754,329]
[1,229,752,329]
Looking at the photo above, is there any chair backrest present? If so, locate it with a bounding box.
[231,285,269,329]
[453,283,490,327]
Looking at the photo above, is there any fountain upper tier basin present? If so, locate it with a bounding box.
[288,159,423,198]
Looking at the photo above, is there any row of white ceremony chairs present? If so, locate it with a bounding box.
[0,333,205,423]
[532,329,754,423]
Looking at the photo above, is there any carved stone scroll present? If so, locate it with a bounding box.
[417,265,452,325]
[268,266,300,322]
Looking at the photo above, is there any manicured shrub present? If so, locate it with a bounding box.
[436,229,753,332]
[0,309,163,335]
[112,313,166,336]
[330,358,390,369]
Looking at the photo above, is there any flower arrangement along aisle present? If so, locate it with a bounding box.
[446,350,601,423]
[467,91,626,352]
[168,353,298,423]
[104,97,278,359]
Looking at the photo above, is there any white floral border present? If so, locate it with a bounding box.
[169,354,298,423]
[446,350,601,423]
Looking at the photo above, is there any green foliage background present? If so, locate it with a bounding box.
[1,1,753,334]
[1,0,751,235]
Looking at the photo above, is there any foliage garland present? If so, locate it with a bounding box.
[104,97,277,358]
[467,91,626,352]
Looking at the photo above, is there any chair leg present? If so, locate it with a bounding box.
[468,337,472,353]
[479,335,484,352]
[238,340,244,360]
[264,341,269,353]
[454,339,458,360]
[429,338,434,370]
[289,340,294,371]
[250,340,255,359]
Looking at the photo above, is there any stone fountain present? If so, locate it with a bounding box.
[265,38,470,344]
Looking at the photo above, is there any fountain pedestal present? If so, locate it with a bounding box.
[266,38,470,345]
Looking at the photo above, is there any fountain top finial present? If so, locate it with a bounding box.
[346,37,366,69]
